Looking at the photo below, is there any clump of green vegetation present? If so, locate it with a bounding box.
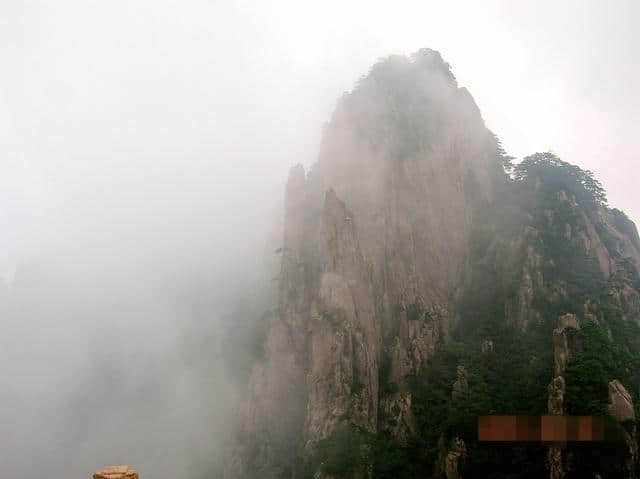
[406,303,423,322]
[393,302,435,324]
[305,423,430,479]
[305,424,371,479]
[565,320,636,415]
[380,381,399,398]
[513,152,607,206]
[378,355,400,398]
[387,154,639,477]
[351,379,365,398]
[320,307,345,331]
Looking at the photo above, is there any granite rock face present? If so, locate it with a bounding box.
[304,188,380,445]
[224,49,502,479]
[547,376,566,416]
[224,166,309,479]
[553,314,580,377]
[607,380,639,478]
[452,366,469,401]
[444,438,467,479]
[608,380,636,423]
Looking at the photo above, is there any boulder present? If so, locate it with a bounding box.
[93,466,139,479]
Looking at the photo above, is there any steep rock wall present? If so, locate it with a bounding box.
[226,49,503,477]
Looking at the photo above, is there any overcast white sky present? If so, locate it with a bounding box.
[1,0,639,280]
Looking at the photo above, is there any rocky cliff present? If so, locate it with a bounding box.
[225,49,640,479]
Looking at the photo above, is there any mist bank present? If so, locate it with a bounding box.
[0,166,284,479]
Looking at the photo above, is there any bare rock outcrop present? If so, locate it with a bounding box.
[505,228,545,330]
[607,380,639,478]
[93,466,138,479]
[224,166,310,479]
[553,314,580,377]
[304,189,380,445]
[609,276,640,322]
[577,210,615,279]
[444,438,467,479]
[547,314,577,479]
[547,376,566,416]
[548,447,565,479]
[547,376,567,478]
[452,366,469,401]
[608,380,636,423]
[602,208,640,271]
[481,339,494,353]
